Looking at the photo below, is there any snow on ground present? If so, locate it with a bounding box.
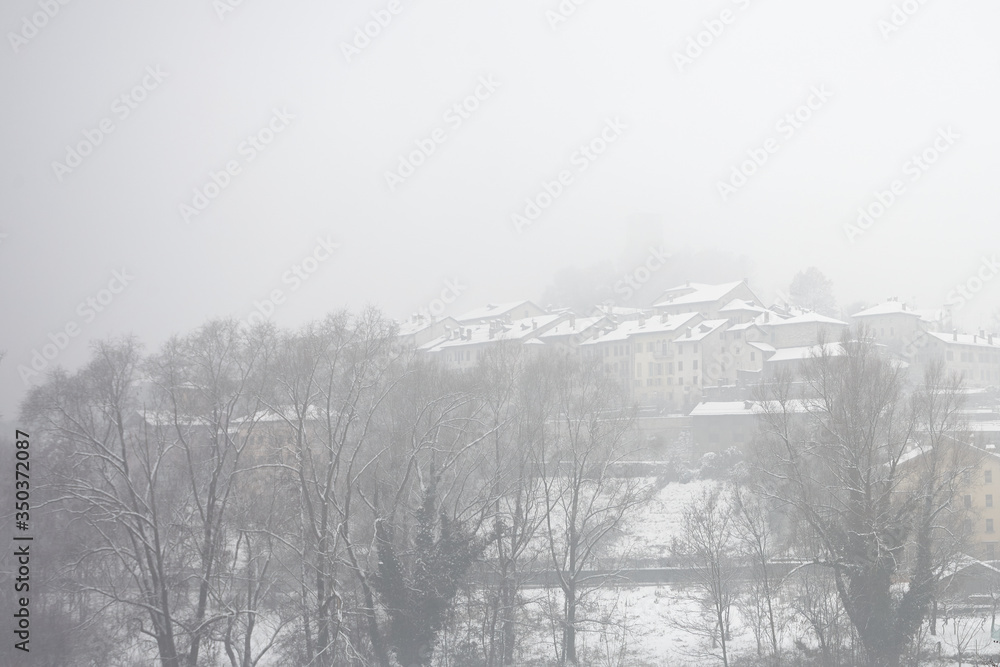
[612,478,722,561]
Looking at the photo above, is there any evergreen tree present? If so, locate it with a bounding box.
[373,468,483,666]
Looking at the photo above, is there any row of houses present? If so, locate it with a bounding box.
[400,281,1000,414]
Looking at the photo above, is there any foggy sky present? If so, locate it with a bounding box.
[2,0,999,417]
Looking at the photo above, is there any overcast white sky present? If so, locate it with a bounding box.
[1,0,999,417]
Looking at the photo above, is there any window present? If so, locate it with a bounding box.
[678,377,684,385]
[964,470,973,484]
[988,470,994,484]
[678,361,684,371]
[965,519,974,533]
[693,360,699,370]
[988,519,995,534]
[988,495,994,508]
[988,543,996,561]
[965,495,973,509]
[677,344,683,355]
[751,351,756,361]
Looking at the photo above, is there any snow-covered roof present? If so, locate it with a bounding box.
[851,301,921,318]
[422,313,564,351]
[748,341,777,355]
[395,315,459,337]
[689,401,757,417]
[134,410,213,427]
[767,342,844,363]
[654,281,746,308]
[454,300,542,323]
[538,316,605,340]
[689,399,810,417]
[582,313,701,345]
[765,312,848,327]
[851,301,946,324]
[925,331,1000,349]
[719,298,768,314]
[940,554,1000,581]
[674,319,729,342]
[235,405,322,424]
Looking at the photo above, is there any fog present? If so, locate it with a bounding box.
[2,2,1000,665]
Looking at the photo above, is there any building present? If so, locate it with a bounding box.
[420,313,569,370]
[900,440,1000,562]
[454,300,547,325]
[761,312,850,349]
[652,281,763,319]
[396,315,460,351]
[910,330,1000,389]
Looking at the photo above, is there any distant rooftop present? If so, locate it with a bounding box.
[766,312,848,327]
[654,281,748,308]
[454,300,542,323]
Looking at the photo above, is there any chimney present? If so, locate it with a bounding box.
[990,334,995,345]
[532,319,537,330]
[981,329,986,338]
[569,315,576,328]
[953,329,958,342]
[743,400,752,410]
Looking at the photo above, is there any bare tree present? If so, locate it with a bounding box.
[732,480,782,665]
[753,331,976,667]
[789,267,837,316]
[537,356,649,665]
[670,483,741,667]
[472,343,552,666]
[23,325,271,667]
